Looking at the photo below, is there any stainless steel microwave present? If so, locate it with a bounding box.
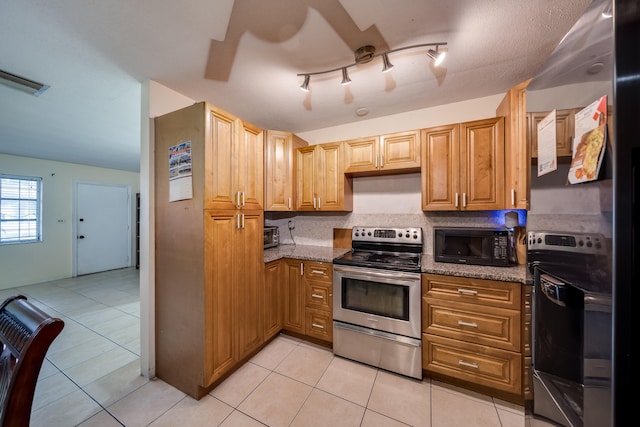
[433,227,511,266]
[264,226,279,249]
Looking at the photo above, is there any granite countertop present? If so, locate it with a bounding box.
[421,254,530,284]
[264,245,530,285]
[264,244,349,263]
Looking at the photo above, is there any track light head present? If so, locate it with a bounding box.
[300,74,310,92]
[382,53,394,73]
[427,48,446,66]
[341,68,351,85]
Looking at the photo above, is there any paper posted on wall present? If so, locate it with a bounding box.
[537,109,557,177]
[568,95,607,184]
[168,141,193,202]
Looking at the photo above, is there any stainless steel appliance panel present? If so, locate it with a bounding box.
[333,265,421,339]
[333,321,422,379]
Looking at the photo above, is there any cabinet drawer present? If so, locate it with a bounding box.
[422,298,520,352]
[423,334,522,395]
[422,274,520,310]
[305,308,332,342]
[306,282,332,311]
[304,261,332,281]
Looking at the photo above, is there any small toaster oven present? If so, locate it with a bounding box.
[264,226,279,249]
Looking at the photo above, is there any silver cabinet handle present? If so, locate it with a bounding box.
[457,288,478,296]
[511,188,515,206]
[234,191,239,207]
[455,192,459,208]
[242,191,245,207]
[311,293,324,300]
[317,197,321,209]
[241,213,245,229]
[375,156,378,168]
[463,192,467,208]
[313,197,316,209]
[288,197,291,209]
[380,154,384,168]
[311,323,324,329]
[236,214,240,229]
[457,320,478,328]
[458,360,479,369]
[301,263,304,276]
[311,269,324,275]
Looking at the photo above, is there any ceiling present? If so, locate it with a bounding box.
[0,0,592,172]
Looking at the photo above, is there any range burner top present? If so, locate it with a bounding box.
[333,226,423,272]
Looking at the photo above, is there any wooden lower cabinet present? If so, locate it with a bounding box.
[421,273,523,397]
[281,259,333,343]
[263,260,282,342]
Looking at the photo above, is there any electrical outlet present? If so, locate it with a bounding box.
[288,220,295,230]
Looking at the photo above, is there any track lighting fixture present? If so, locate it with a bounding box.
[300,74,310,92]
[0,69,49,96]
[426,46,446,67]
[382,53,394,73]
[341,68,351,85]
[297,42,446,91]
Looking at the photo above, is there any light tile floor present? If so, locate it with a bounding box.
[2,268,559,426]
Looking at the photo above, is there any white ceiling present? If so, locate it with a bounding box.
[0,0,591,172]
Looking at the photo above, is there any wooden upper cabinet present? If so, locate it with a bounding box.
[422,117,505,211]
[205,106,263,210]
[527,108,577,159]
[380,130,421,172]
[421,124,460,210]
[498,80,530,210]
[344,130,420,175]
[264,130,307,211]
[296,142,352,211]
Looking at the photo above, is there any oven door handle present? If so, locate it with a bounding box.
[539,274,567,307]
[333,266,419,283]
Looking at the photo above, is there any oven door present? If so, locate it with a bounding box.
[333,265,421,339]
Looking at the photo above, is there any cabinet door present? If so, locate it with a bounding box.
[498,81,530,210]
[380,130,421,171]
[528,109,575,158]
[236,211,264,359]
[344,136,379,173]
[206,108,237,210]
[282,259,305,333]
[264,260,282,340]
[421,124,460,210]
[296,146,317,211]
[236,122,264,210]
[204,211,237,385]
[316,142,344,211]
[265,131,294,211]
[460,117,505,210]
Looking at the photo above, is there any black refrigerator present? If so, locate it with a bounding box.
[525,0,637,425]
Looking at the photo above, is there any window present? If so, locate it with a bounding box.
[0,175,42,244]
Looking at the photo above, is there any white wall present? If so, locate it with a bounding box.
[0,153,140,289]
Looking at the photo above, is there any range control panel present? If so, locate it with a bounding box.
[352,227,423,244]
[528,231,608,255]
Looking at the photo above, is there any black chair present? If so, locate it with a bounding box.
[0,295,64,427]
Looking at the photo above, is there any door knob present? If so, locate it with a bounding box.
[78,235,85,239]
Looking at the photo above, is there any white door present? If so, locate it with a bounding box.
[75,182,131,275]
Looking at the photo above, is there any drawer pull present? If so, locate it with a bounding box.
[311,269,324,275]
[457,288,478,296]
[311,323,324,329]
[458,360,479,369]
[457,320,478,328]
[311,293,324,300]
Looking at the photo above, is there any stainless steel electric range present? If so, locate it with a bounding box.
[332,226,423,379]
